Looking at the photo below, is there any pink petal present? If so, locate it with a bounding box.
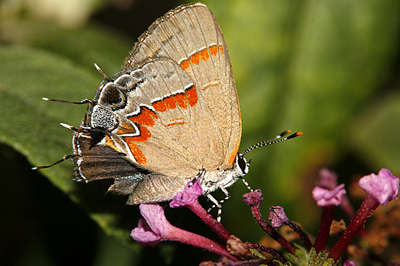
[358,168,399,206]
[312,184,346,207]
[170,179,203,208]
[130,218,161,247]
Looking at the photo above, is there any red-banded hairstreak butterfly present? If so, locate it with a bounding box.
[35,2,301,208]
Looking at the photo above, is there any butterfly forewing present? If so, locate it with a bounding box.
[124,3,241,170]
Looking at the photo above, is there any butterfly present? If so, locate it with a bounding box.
[37,2,300,208]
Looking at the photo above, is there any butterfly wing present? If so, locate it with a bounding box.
[123,2,242,172]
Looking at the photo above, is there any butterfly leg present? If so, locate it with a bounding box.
[206,186,231,222]
[240,177,253,192]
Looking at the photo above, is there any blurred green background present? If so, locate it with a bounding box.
[1,0,399,265]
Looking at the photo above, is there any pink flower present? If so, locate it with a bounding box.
[131,203,237,260]
[358,168,399,206]
[316,168,355,218]
[130,203,171,246]
[268,206,289,229]
[317,168,338,189]
[329,169,399,261]
[130,218,161,247]
[170,178,202,208]
[344,260,357,266]
[312,184,346,207]
[243,189,263,206]
[312,182,346,252]
[170,179,231,241]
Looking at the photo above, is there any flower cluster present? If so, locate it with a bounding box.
[131,169,399,265]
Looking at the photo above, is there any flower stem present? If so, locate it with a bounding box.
[246,243,285,262]
[187,199,231,241]
[250,204,296,254]
[165,226,238,261]
[329,196,379,260]
[286,220,313,251]
[314,205,335,253]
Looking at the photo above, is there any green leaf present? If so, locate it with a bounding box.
[0,46,97,175]
[0,46,140,248]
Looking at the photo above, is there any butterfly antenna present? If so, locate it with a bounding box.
[41,97,92,105]
[242,130,303,155]
[32,155,76,170]
[32,123,79,170]
[94,63,111,81]
[59,123,79,131]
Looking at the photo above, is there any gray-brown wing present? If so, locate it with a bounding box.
[123,3,242,170]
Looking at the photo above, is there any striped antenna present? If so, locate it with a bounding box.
[241,130,303,155]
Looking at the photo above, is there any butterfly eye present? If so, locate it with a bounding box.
[237,154,248,174]
[99,83,126,109]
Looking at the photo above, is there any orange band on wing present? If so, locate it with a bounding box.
[129,106,158,127]
[190,52,200,65]
[199,49,210,61]
[186,86,198,107]
[209,46,218,56]
[164,96,177,109]
[122,125,151,164]
[105,133,147,166]
[152,100,167,112]
[152,85,198,112]
[180,45,224,70]
[123,137,147,165]
[174,93,187,109]
[134,126,151,142]
[228,139,241,166]
[180,60,190,70]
